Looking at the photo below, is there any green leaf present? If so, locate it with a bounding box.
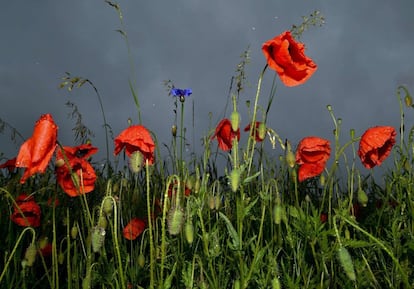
[219,212,240,249]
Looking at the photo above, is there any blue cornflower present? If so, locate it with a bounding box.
[171,88,192,102]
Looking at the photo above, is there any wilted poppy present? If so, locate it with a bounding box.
[10,193,41,227]
[244,122,266,142]
[211,118,240,151]
[15,114,58,183]
[55,145,98,197]
[114,125,155,165]
[0,157,16,173]
[296,136,331,182]
[358,126,396,169]
[123,218,146,240]
[262,31,317,87]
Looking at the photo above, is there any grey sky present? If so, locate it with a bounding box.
[1,0,414,172]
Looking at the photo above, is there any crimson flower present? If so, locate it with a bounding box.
[55,144,98,197]
[10,193,41,227]
[114,125,155,165]
[211,118,240,151]
[295,136,331,182]
[123,218,146,240]
[15,114,58,183]
[168,180,191,197]
[0,157,17,173]
[358,126,396,169]
[262,31,317,87]
[244,122,266,142]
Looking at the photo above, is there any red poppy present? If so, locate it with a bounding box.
[295,136,331,182]
[59,143,98,160]
[211,118,240,151]
[244,122,266,142]
[10,193,41,227]
[55,145,98,197]
[15,114,58,183]
[262,31,317,87]
[123,218,146,240]
[114,125,155,165]
[320,212,328,224]
[358,126,396,169]
[168,180,191,197]
[0,157,16,173]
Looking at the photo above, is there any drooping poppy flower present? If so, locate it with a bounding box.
[295,136,331,182]
[358,126,396,169]
[10,193,41,227]
[262,31,317,87]
[0,157,17,173]
[211,118,240,151]
[114,125,155,165]
[15,114,58,183]
[123,218,146,240]
[55,145,98,197]
[244,122,266,142]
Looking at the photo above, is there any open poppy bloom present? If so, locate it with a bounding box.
[123,218,146,240]
[0,157,17,173]
[15,114,58,183]
[262,31,317,87]
[211,118,240,151]
[244,122,266,142]
[114,125,155,165]
[55,144,98,197]
[358,126,396,169]
[10,193,41,227]
[295,136,331,182]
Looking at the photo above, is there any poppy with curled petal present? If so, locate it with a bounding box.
[10,193,41,227]
[295,136,331,182]
[55,145,98,197]
[123,218,146,240]
[244,122,266,142]
[262,31,317,87]
[15,114,58,183]
[358,126,396,169]
[211,118,240,151]
[114,125,155,165]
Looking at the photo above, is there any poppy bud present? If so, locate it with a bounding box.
[171,125,177,137]
[91,226,106,253]
[129,151,144,173]
[319,174,326,186]
[38,236,48,250]
[185,221,194,244]
[55,158,65,168]
[286,151,295,168]
[167,206,185,236]
[357,188,368,207]
[24,243,37,267]
[273,203,283,225]
[405,95,413,107]
[214,196,221,210]
[58,252,65,264]
[71,225,78,239]
[337,247,356,281]
[102,198,113,217]
[209,196,216,210]
[345,229,351,240]
[234,279,241,289]
[97,214,108,229]
[271,277,281,289]
[138,253,145,268]
[230,111,240,132]
[230,169,241,192]
[258,122,267,141]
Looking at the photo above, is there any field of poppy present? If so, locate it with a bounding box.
[1,8,414,289]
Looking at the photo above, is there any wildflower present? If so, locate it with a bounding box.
[55,144,98,197]
[295,136,331,182]
[358,126,396,169]
[114,125,155,165]
[171,88,192,102]
[123,218,146,240]
[10,193,41,227]
[211,118,240,151]
[168,180,192,197]
[0,157,16,173]
[244,122,266,142]
[15,114,58,183]
[262,31,317,87]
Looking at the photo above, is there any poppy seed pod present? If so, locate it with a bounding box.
[129,151,144,173]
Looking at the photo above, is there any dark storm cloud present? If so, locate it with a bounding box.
[1,0,414,173]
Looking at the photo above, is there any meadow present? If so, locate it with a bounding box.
[1,5,413,289]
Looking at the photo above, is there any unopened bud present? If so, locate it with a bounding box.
[71,224,79,239]
[102,198,114,217]
[24,243,37,267]
[286,151,296,168]
[171,125,177,137]
[184,221,194,244]
[167,206,185,236]
[138,253,145,268]
[405,95,413,107]
[91,226,106,253]
[230,169,241,192]
[230,111,240,132]
[55,158,65,168]
[357,188,368,207]
[129,151,144,173]
[258,122,266,141]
